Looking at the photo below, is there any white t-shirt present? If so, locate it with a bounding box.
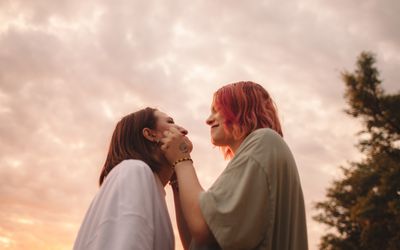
[73,159,174,250]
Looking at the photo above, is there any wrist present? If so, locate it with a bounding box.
[172,157,193,169]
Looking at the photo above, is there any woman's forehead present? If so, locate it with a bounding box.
[154,110,170,119]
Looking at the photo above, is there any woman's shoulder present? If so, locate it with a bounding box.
[242,128,284,149]
[119,159,153,174]
[107,159,154,184]
[118,159,151,170]
[252,128,282,140]
[233,128,290,163]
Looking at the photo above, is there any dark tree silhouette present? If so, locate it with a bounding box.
[314,52,400,250]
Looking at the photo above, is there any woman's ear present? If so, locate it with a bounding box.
[143,128,156,142]
[142,128,154,141]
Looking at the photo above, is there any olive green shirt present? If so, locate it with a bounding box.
[191,128,308,250]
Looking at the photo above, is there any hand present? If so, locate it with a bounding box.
[161,127,193,165]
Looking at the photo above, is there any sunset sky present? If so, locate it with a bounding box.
[1,0,399,249]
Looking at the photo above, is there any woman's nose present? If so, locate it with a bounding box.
[178,126,188,135]
[206,114,213,126]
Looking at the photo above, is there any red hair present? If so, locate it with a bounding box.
[214,81,283,159]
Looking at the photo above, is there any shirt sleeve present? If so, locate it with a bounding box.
[199,157,270,249]
[78,160,157,250]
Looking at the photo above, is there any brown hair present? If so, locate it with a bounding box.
[99,107,164,186]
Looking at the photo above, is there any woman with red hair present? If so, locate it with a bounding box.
[162,81,308,250]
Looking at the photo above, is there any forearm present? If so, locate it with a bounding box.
[172,188,191,249]
[174,161,213,244]
[160,128,214,244]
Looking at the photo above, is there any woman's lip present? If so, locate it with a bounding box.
[211,125,219,128]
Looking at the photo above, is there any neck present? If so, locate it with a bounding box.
[156,165,174,187]
[229,137,245,155]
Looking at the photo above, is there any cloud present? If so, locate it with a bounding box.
[0,0,399,249]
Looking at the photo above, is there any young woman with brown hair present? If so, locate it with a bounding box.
[73,107,189,250]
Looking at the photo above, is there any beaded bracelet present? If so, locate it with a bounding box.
[172,157,193,168]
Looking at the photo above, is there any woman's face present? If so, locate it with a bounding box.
[154,110,188,137]
[206,102,235,147]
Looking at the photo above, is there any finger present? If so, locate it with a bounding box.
[170,126,180,133]
[183,136,192,144]
[169,127,182,136]
[160,144,168,151]
[163,130,171,137]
